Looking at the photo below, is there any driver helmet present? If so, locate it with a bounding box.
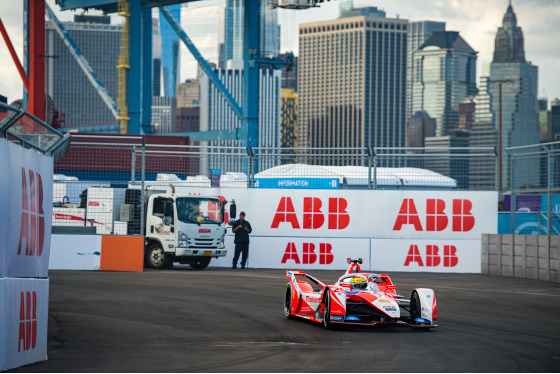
[350,277,367,290]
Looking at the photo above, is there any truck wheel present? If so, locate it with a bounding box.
[189,257,211,270]
[146,243,170,269]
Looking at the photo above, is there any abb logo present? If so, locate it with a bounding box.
[271,197,350,230]
[404,244,459,267]
[18,291,38,352]
[393,199,475,232]
[18,168,45,257]
[281,242,334,264]
[88,201,100,206]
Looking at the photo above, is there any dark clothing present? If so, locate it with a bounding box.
[232,242,249,268]
[232,219,252,268]
[232,219,252,243]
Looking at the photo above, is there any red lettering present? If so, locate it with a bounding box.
[18,291,37,352]
[404,244,424,266]
[302,243,317,264]
[426,245,441,267]
[452,199,475,232]
[18,169,45,256]
[319,243,334,264]
[444,245,459,267]
[271,197,300,229]
[303,197,324,229]
[18,212,29,256]
[393,199,423,231]
[426,199,448,231]
[328,198,350,229]
[281,242,300,264]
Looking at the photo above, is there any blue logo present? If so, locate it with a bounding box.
[345,315,361,321]
[330,315,343,322]
[415,317,431,324]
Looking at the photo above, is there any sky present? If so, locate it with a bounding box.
[1,0,559,106]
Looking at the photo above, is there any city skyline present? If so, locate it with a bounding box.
[0,0,559,106]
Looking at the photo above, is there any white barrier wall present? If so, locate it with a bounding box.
[1,138,52,370]
[1,139,53,278]
[371,239,482,273]
[3,278,49,371]
[190,188,498,272]
[165,187,497,240]
[49,235,102,271]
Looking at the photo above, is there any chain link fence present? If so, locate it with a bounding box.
[51,134,498,235]
[500,141,560,235]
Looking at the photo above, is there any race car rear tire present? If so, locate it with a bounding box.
[322,290,333,329]
[410,291,421,324]
[189,257,211,270]
[284,285,293,319]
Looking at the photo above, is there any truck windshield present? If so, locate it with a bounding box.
[176,197,223,224]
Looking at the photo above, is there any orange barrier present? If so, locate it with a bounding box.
[100,236,144,272]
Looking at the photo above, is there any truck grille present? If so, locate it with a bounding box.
[188,238,218,248]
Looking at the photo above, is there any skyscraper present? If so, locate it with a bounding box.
[406,20,446,124]
[224,0,280,64]
[159,4,181,97]
[200,67,281,173]
[410,31,478,137]
[45,15,120,128]
[298,10,408,166]
[179,2,225,81]
[488,2,539,189]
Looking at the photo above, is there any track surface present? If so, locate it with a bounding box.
[11,268,560,372]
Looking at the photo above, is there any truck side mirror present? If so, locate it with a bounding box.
[163,216,173,226]
[229,201,237,220]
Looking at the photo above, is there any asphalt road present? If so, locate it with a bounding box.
[11,267,560,372]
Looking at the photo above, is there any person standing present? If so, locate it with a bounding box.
[232,211,252,269]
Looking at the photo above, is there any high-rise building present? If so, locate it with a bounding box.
[159,4,181,97]
[425,131,470,188]
[151,96,177,134]
[469,70,498,190]
[406,20,446,124]
[200,68,281,173]
[45,15,120,128]
[281,88,298,149]
[551,98,560,141]
[405,111,434,148]
[457,97,476,131]
[279,53,297,92]
[179,2,225,81]
[410,30,478,137]
[177,80,200,108]
[224,0,280,64]
[152,17,162,97]
[298,10,408,166]
[488,2,539,189]
[176,107,200,133]
[539,98,551,142]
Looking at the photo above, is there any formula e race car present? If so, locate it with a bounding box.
[284,259,437,329]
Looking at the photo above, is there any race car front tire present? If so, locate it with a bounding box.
[322,290,333,329]
[284,285,293,319]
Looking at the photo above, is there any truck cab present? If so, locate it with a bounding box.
[144,193,233,270]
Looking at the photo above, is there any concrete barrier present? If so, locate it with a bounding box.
[481,234,560,282]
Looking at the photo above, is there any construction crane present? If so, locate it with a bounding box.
[117,0,130,134]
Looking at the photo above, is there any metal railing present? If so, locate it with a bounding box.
[503,141,560,236]
[51,134,498,235]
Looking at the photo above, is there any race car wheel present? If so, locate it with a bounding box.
[189,257,211,270]
[146,243,171,269]
[284,285,293,319]
[322,290,332,329]
[410,291,421,324]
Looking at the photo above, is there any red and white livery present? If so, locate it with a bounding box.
[284,258,437,329]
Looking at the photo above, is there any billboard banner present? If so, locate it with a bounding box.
[3,277,49,371]
[49,235,102,271]
[166,187,497,240]
[211,236,370,270]
[371,239,481,273]
[4,140,53,278]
